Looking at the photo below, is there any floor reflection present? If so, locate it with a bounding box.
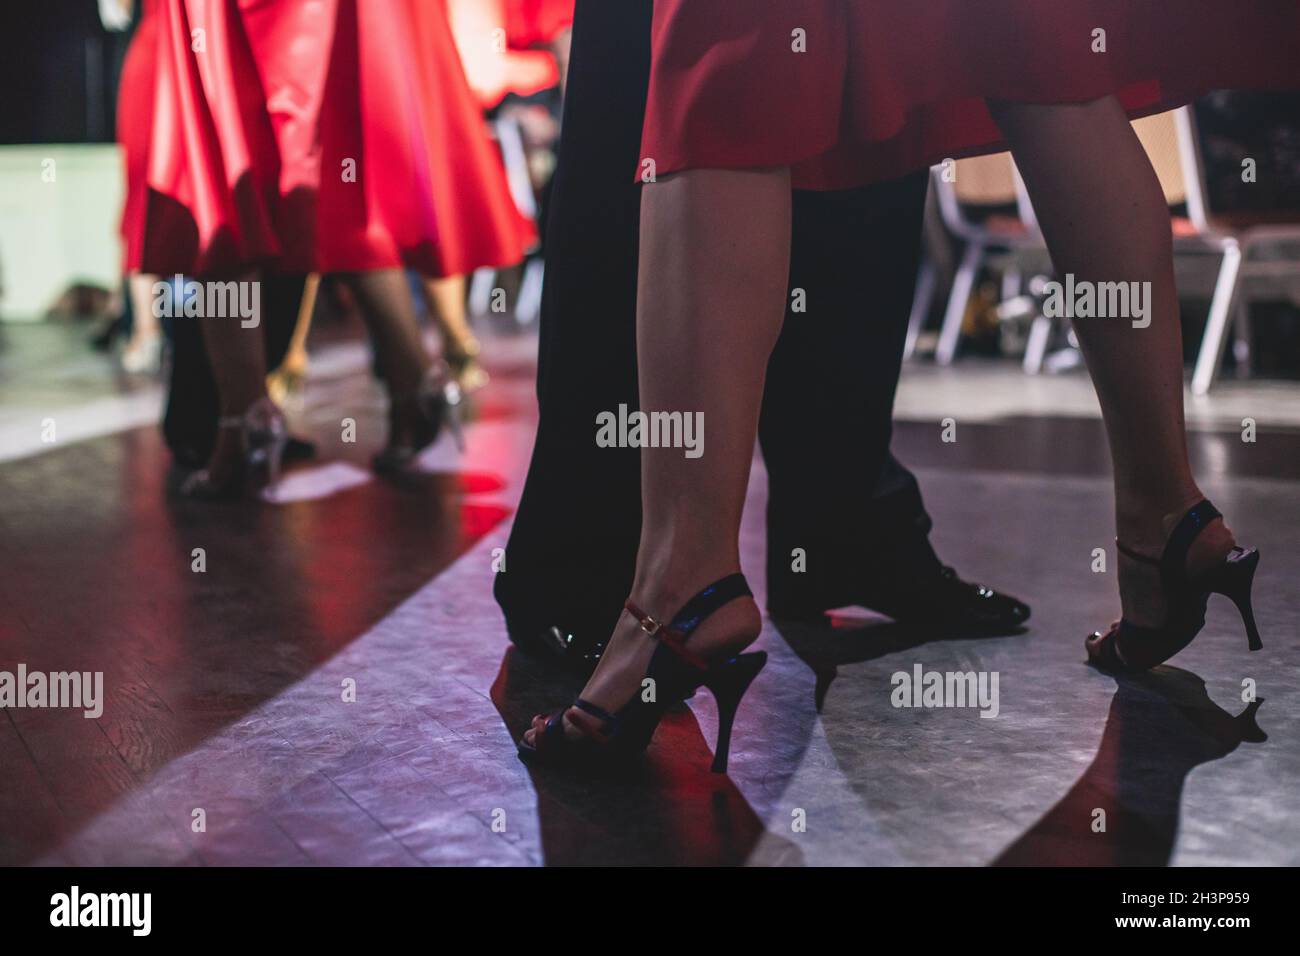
[490,646,801,866]
[774,614,1026,713]
[0,421,509,864]
[995,667,1266,866]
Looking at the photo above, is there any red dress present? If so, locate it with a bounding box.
[503,0,573,49]
[121,0,533,278]
[446,0,573,109]
[116,0,160,274]
[640,1,1300,191]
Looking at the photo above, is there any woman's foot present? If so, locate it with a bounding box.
[266,348,309,405]
[522,573,761,749]
[372,359,463,473]
[180,396,287,499]
[445,337,489,392]
[121,332,163,374]
[1087,498,1257,671]
[1111,495,1238,630]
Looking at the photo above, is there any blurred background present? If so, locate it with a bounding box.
[2,4,1299,413]
[2,1,1299,870]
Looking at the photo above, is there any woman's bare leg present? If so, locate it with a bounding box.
[267,272,319,402]
[526,167,791,745]
[121,273,163,372]
[126,273,161,342]
[422,275,474,351]
[423,274,487,388]
[988,96,1235,627]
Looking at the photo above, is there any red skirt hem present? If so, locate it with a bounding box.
[121,0,534,278]
[639,1,1300,190]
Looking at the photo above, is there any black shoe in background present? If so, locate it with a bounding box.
[770,564,1030,636]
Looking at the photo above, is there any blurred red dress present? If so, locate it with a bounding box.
[503,0,573,49]
[447,0,572,109]
[640,1,1300,190]
[116,0,160,274]
[120,0,533,278]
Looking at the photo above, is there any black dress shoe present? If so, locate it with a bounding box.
[505,617,607,676]
[771,565,1030,636]
[283,435,317,463]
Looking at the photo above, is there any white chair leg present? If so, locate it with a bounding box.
[1022,314,1053,374]
[514,257,545,325]
[936,242,982,366]
[1231,297,1252,376]
[1191,239,1243,396]
[494,116,538,219]
[1002,265,1022,302]
[904,259,936,360]
[468,267,497,317]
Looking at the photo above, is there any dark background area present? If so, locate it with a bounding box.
[0,2,133,145]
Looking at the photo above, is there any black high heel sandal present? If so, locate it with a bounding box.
[372,359,465,474]
[1086,499,1262,672]
[517,573,767,774]
[179,397,288,500]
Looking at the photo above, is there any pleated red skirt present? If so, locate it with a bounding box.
[640,1,1300,190]
[121,0,534,278]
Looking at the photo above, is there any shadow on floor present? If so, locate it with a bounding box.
[994,666,1266,866]
[490,646,803,866]
[773,614,1027,713]
[0,424,511,864]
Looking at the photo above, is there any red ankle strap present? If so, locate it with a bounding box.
[623,601,710,671]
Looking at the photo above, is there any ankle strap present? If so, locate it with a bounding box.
[669,573,752,635]
[1115,539,1159,566]
[1162,500,1221,569]
[623,573,752,670]
[1116,499,1222,574]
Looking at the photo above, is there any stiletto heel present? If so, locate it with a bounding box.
[245,408,288,490]
[704,651,767,773]
[1206,548,1262,651]
[1086,499,1262,671]
[518,573,761,772]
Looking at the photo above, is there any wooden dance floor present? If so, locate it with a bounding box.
[2,324,1298,866]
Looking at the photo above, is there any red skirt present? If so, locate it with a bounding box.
[503,0,574,48]
[122,0,534,277]
[116,0,160,274]
[640,1,1300,191]
[447,0,572,109]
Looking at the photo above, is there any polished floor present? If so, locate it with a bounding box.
[1,323,1298,866]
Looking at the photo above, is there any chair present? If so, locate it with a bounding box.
[1013,108,1240,376]
[925,152,1045,365]
[1179,99,1300,395]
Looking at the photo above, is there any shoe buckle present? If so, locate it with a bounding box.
[625,600,667,638]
